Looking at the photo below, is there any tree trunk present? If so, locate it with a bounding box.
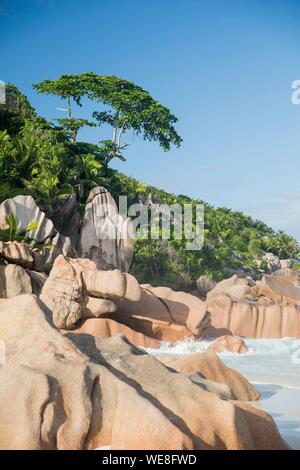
[67,96,71,119]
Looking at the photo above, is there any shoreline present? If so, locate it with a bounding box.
[251,383,300,450]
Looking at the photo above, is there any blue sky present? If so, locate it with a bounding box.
[1,0,300,239]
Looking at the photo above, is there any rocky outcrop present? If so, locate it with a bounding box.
[0,264,32,298]
[51,194,81,249]
[206,271,300,338]
[209,335,248,354]
[0,195,75,270]
[72,317,159,348]
[160,351,258,401]
[207,294,300,338]
[0,241,44,271]
[257,270,300,303]
[77,187,133,272]
[113,284,210,341]
[40,255,140,330]
[196,275,216,298]
[0,294,287,450]
[261,252,281,273]
[207,274,255,301]
[0,195,55,242]
[39,254,210,343]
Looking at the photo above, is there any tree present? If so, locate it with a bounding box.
[55,118,96,143]
[264,230,299,259]
[34,73,182,162]
[84,72,182,163]
[33,75,95,142]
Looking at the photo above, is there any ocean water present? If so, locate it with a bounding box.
[146,337,300,387]
[145,337,300,449]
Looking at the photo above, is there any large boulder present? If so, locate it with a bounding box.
[209,335,248,354]
[207,274,254,301]
[0,195,54,242]
[205,269,300,338]
[258,272,300,304]
[114,284,210,341]
[0,195,75,270]
[72,317,159,349]
[196,275,216,298]
[160,351,258,401]
[261,252,281,273]
[40,255,140,329]
[51,194,81,249]
[77,187,133,272]
[0,241,44,272]
[40,254,209,342]
[0,295,288,450]
[0,264,32,298]
[0,365,57,450]
[206,293,300,338]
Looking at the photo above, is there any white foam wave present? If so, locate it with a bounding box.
[145,337,300,358]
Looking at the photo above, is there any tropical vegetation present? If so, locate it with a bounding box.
[0,77,299,289]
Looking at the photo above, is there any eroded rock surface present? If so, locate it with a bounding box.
[206,271,300,338]
[0,294,287,450]
[40,255,141,329]
[0,264,32,298]
[77,187,133,272]
[0,195,75,270]
[160,350,258,401]
[209,335,248,354]
[114,283,210,341]
[0,241,44,271]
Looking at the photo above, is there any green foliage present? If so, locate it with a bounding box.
[1,81,300,291]
[0,85,107,212]
[263,230,299,259]
[86,72,182,155]
[34,72,182,162]
[56,118,96,143]
[0,213,37,243]
[33,75,86,106]
[131,238,193,290]
[108,174,300,288]
[0,83,35,136]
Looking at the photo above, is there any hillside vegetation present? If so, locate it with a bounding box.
[1,80,299,290]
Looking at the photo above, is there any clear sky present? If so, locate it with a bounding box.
[1,0,300,239]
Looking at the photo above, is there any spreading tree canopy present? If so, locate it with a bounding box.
[33,72,182,161]
[33,74,95,142]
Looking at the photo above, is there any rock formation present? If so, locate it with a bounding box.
[0,264,32,298]
[0,294,288,449]
[40,255,140,330]
[0,240,44,271]
[77,187,133,272]
[0,195,55,242]
[73,317,159,348]
[209,335,248,354]
[113,283,210,341]
[51,194,81,249]
[39,254,210,342]
[206,272,300,338]
[0,195,75,270]
[196,275,216,298]
[159,350,258,401]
